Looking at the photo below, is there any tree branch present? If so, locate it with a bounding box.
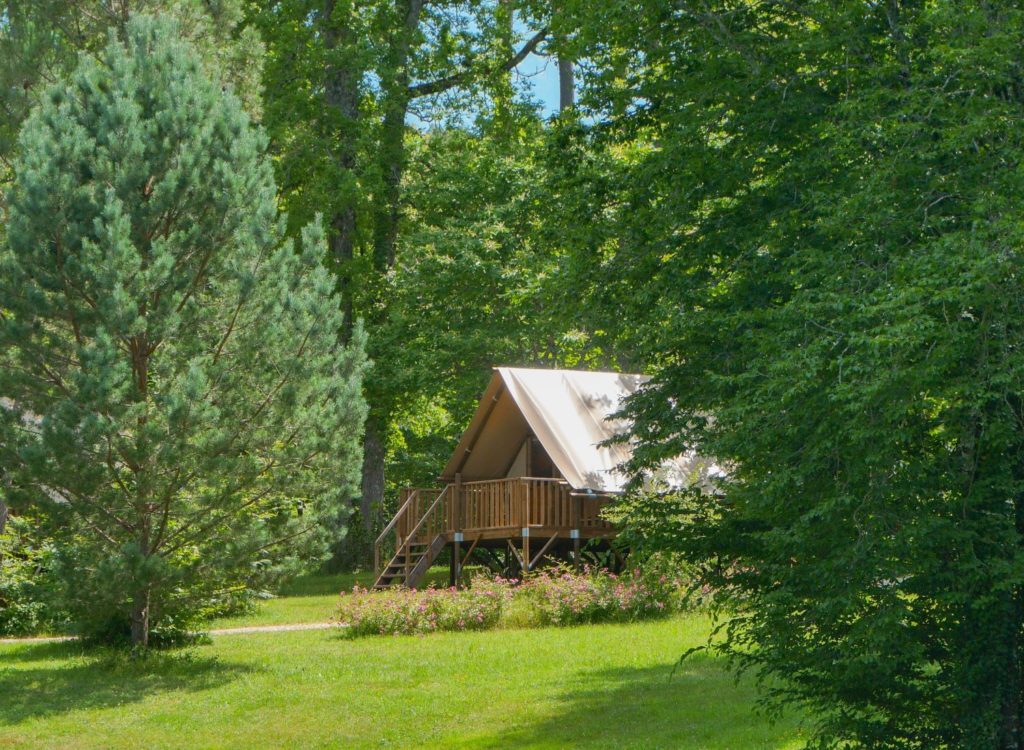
[408,26,549,99]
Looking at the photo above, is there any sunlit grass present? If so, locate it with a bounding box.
[0,614,808,750]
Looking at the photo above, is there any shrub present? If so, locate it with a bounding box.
[336,564,688,638]
[0,516,67,636]
[517,564,683,627]
[337,580,512,637]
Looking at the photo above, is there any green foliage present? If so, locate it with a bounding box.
[337,565,686,638]
[558,1,1024,747]
[0,16,367,646]
[0,514,66,636]
[338,578,511,637]
[249,1,606,560]
[0,1,263,191]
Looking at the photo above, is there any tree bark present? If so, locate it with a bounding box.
[558,55,575,111]
[0,498,8,536]
[360,418,386,536]
[351,0,425,552]
[322,0,362,343]
[372,0,425,273]
[130,586,150,648]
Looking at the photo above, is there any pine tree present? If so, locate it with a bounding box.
[0,16,367,647]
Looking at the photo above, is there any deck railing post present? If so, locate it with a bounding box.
[453,473,462,534]
[452,474,463,588]
[521,480,530,578]
[573,493,582,571]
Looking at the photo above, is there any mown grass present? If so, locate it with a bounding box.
[210,568,470,629]
[209,571,371,629]
[0,614,807,749]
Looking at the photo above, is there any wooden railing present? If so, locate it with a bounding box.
[375,478,616,581]
[375,486,449,579]
[458,477,612,532]
[395,486,448,543]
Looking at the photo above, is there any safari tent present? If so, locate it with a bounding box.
[373,367,709,588]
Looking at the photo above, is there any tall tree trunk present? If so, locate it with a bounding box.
[360,417,386,537]
[323,0,362,343]
[372,0,425,272]
[130,585,150,648]
[493,0,515,128]
[558,55,575,111]
[0,498,8,536]
[354,0,425,556]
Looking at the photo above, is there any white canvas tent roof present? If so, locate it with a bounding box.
[441,367,720,493]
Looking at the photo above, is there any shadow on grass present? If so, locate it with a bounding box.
[0,640,84,663]
[470,653,804,750]
[0,642,254,725]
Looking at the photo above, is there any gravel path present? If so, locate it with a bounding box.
[0,621,342,646]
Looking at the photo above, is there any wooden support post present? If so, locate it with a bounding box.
[449,541,457,587]
[573,494,582,571]
[455,539,461,586]
[461,534,481,570]
[453,473,462,534]
[522,479,530,579]
[522,528,530,580]
[529,534,559,572]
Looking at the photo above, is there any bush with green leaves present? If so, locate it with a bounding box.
[515,564,684,627]
[0,16,367,647]
[336,564,687,638]
[338,580,511,637]
[0,515,67,636]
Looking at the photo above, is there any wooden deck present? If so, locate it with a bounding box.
[373,477,616,588]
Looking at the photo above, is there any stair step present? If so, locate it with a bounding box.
[374,533,447,589]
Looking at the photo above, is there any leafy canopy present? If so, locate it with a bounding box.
[555,1,1024,747]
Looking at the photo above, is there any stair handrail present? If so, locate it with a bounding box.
[399,485,448,551]
[392,485,449,582]
[374,489,419,578]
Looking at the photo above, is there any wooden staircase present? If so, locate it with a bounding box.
[373,486,449,589]
[374,535,446,589]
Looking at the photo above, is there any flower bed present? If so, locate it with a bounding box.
[516,565,682,626]
[336,565,686,638]
[338,578,512,637]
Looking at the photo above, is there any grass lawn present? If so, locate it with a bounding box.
[0,613,807,749]
[209,569,453,629]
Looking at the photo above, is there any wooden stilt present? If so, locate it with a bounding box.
[449,542,457,587]
[522,530,530,580]
[461,534,481,571]
[529,534,559,571]
[507,538,525,575]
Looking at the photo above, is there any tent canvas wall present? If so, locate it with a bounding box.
[440,367,719,493]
